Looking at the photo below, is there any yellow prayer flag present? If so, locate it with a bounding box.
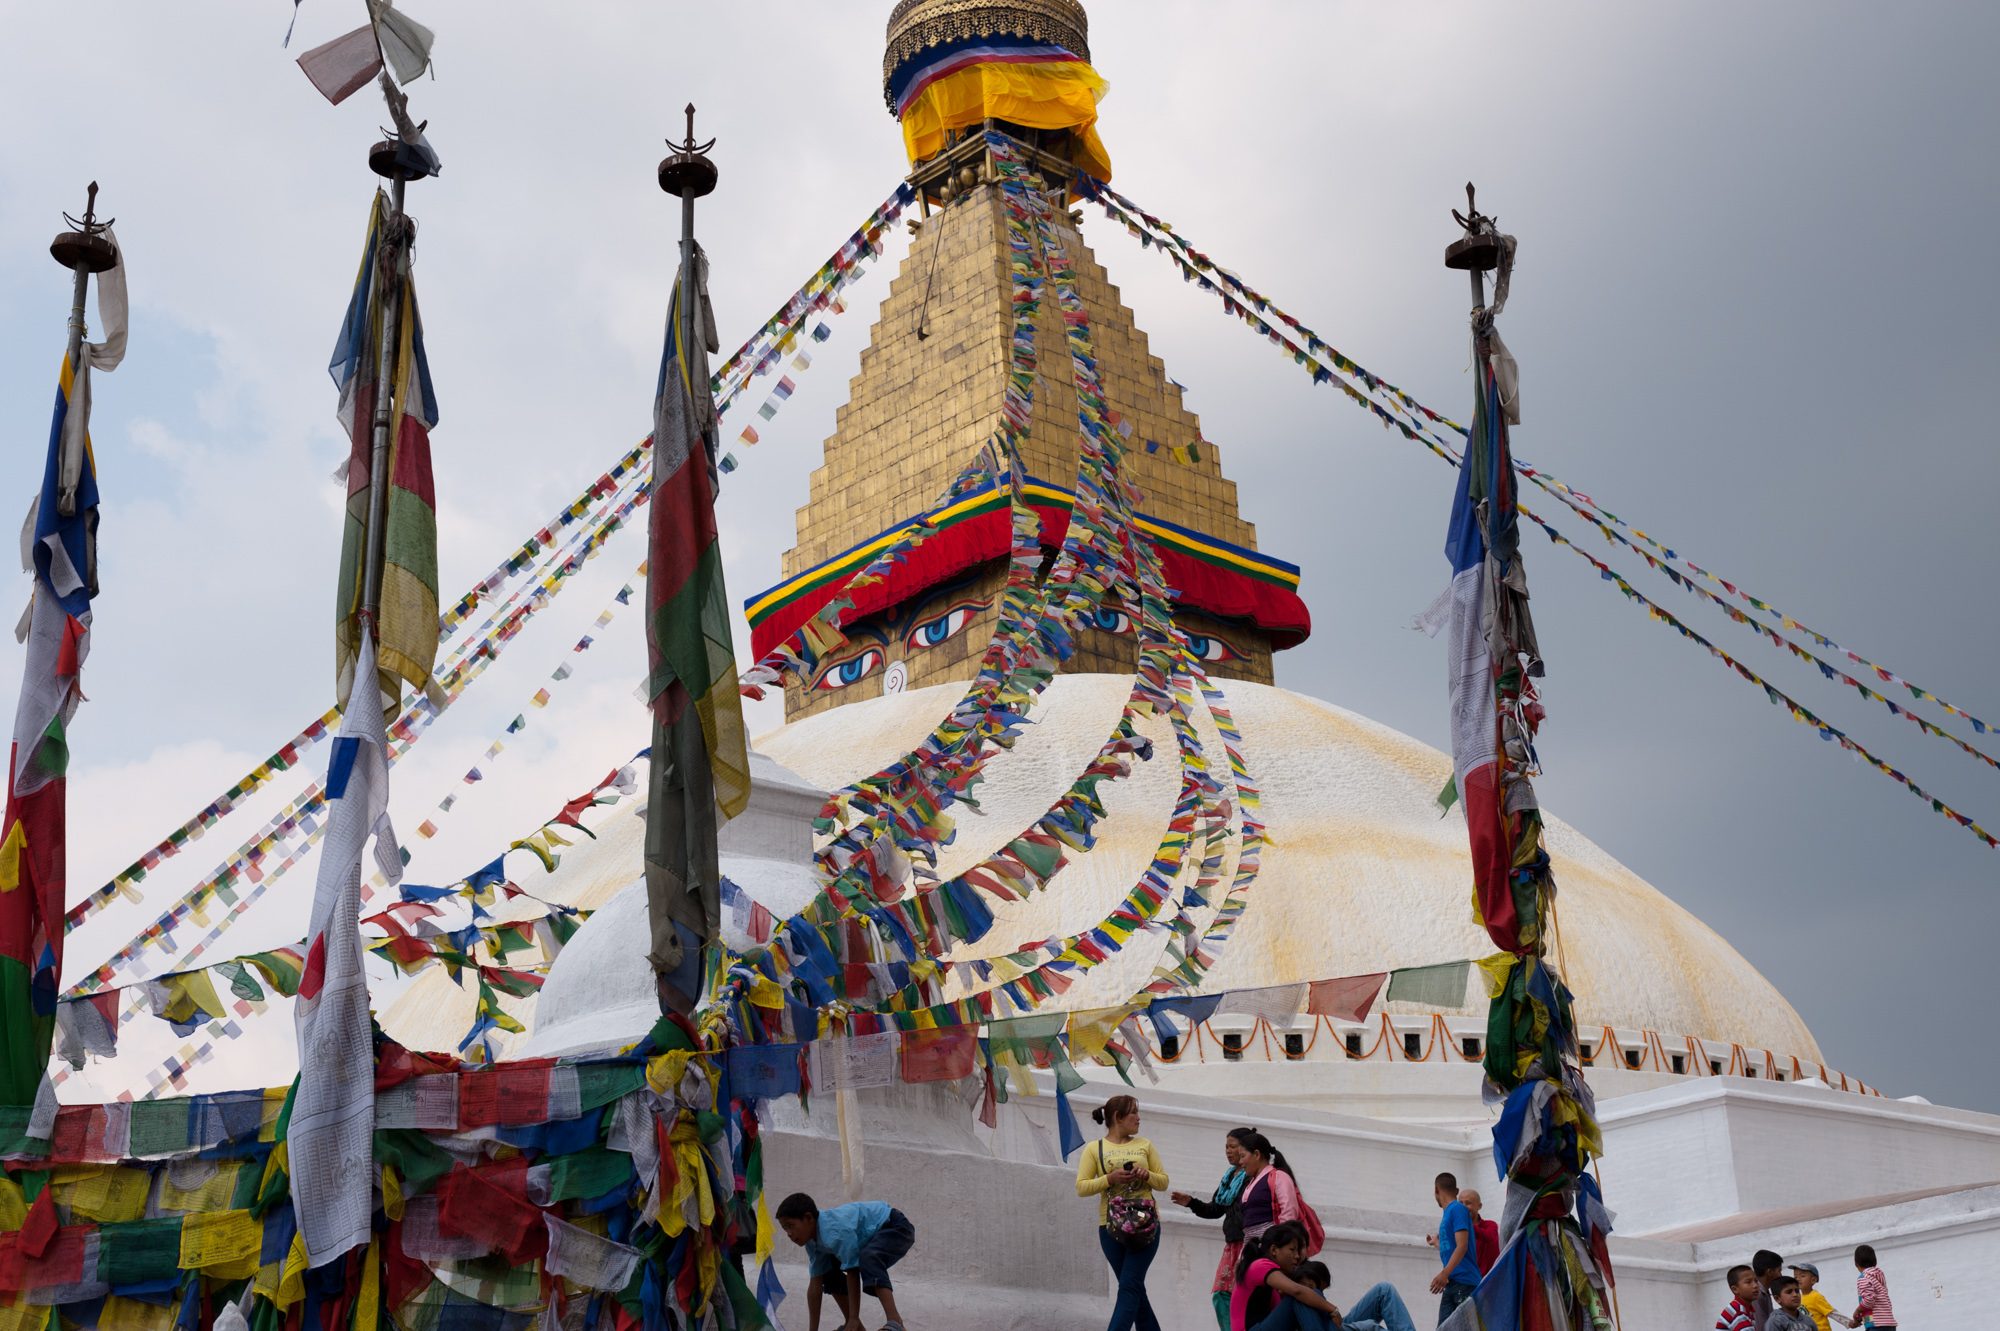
[646,1049,694,1096]
[276,1232,310,1310]
[1474,952,1520,1001]
[97,1299,173,1331]
[53,1165,152,1223]
[0,1302,51,1331]
[158,1159,241,1213]
[179,1209,264,1277]
[0,820,26,894]
[381,1165,405,1221]
[1066,1007,1129,1063]
[355,1239,382,1331]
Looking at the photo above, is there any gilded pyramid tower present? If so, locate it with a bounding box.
[744,0,1309,721]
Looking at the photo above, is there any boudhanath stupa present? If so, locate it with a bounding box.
[361,3,1999,1326]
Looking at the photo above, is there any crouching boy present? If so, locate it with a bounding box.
[775,1193,916,1331]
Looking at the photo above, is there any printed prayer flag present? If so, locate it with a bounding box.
[1306,973,1385,1023]
[295,24,382,106]
[290,628,402,1266]
[3,269,123,1102]
[898,1028,977,1083]
[1385,961,1470,1009]
[644,242,751,1009]
[332,191,440,716]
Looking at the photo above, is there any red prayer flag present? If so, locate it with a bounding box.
[899,1028,977,1083]
[436,1158,547,1264]
[456,1060,555,1128]
[1307,973,1387,1023]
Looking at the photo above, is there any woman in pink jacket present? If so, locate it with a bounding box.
[1233,1131,1303,1242]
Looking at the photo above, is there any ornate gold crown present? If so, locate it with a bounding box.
[883,0,1091,108]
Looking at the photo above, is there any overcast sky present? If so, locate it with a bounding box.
[1,2,1995,1110]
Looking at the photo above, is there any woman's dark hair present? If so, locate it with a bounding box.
[1236,1220,1310,1283]
[1092,1094,1139,1127]
[1226,1125,1258,1146]
[1234,1129,1296,1177]
[1854,1244,1877,1268]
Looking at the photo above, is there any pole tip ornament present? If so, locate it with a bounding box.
[51,181,119,274]
[1445,182,1503,273]
[658,104,719,199]
[370,74,442,182]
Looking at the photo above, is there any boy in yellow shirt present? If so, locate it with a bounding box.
[1791,1262,1845,1331]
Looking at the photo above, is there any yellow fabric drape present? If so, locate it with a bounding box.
[900,60,1113,182]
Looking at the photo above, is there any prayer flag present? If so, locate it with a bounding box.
[332,192,440,715]
[2,248,125,1103]
[290,628,402,1266]
[1385,961,1470,1009]
[296,24,382,106]
[898,1027,976,1083]
[1441,359,1515,952]
[644,242,751,1009]
[1306,973,1385,1022]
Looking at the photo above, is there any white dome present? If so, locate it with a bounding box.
[752,676,1821,1059]
[392,675,1820,1064]
[379,750,829,1059]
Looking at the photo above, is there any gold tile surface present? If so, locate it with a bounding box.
[780,183,1285,722]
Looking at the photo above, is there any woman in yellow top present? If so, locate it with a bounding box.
[1076,1094,1170,1331]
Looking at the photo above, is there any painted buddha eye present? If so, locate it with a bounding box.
[814,648,885,690]
[1090,606,1136,635]
[1184,634,1245,663]
[906,601,985,650]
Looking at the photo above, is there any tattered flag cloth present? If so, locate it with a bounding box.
[290,627,403,1265]
[645,247,751,996]
[332,192,440,714]
[295,0,436,105]
[1,247,124,1105]
[1441,353,1522,955]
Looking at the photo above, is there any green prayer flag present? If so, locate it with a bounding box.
[575,1062,646,1111]
[373,1129,457,1193]
[545,1145,635,1204]
[98,1217,185,1285]
[1386,961,1471,1009]
[128,1099,192,1157]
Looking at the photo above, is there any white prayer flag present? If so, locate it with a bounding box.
[290,628,401,1265]
[296,24,383,106]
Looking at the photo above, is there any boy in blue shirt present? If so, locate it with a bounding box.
[1427,1172,1478,1324]
[776,1192,917,1331]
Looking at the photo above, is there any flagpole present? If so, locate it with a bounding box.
[661,104,718,405]
[650,107,722,1017]
[49,184,118,520]
[358,150,423,634]
[1446,183,1497,355]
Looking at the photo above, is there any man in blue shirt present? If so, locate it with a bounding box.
[1426,1172,1479,1324]
[776,1192,917,1331]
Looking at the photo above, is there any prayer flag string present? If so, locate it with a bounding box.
[1085,176,1999,850]
[65,468,654,996]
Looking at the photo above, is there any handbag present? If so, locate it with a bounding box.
[1099,1141,1160,1247]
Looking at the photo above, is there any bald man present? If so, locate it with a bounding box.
[1460,1190,1499,1275]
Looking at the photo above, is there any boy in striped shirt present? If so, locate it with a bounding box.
[1850,1245,1896,1328]
[1718,1265,1761,1331]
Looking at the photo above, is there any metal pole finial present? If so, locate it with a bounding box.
[659,103,719,199]
[52,181,119,274]
[1445,180,1503,274]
